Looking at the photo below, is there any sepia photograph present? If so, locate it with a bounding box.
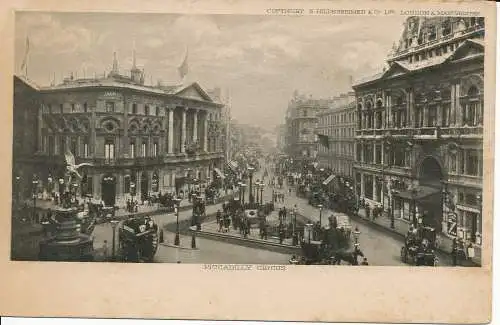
[11,11,486,267]
[1,0,495,322]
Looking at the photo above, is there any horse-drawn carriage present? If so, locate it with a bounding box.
[290,214,364,265]
[400,226,439,266]
[118,216,160,262]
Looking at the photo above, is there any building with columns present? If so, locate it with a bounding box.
[13,52,225,207]
[316,92,356,179]
[353,17,484,247]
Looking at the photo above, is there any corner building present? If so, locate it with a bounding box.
[316,92,357,179]
[15,53,225,207]
[352,17,484,247]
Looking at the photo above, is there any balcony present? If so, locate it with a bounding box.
[448,173,482,189]
[439,126,483,139]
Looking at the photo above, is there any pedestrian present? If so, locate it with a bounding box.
[103,240,109,261]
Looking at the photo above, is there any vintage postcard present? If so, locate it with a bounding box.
[0,0,495,323]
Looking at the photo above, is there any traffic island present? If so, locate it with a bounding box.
[193,221,302,255]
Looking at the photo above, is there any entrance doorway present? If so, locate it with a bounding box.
[101,174,116,207]
[140,172,148,201]
[418,156,444,231]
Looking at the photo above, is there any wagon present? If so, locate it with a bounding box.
[401,226,439,266]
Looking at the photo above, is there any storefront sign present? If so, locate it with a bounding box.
[447,213,457,236]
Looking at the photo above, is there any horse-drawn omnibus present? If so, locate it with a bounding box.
[118,216,160,262]
[291,215,363,265]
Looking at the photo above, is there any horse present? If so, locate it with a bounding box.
[332,245,365,265]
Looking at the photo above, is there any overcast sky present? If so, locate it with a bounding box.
[15,12,407,130]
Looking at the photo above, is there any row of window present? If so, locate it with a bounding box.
[44,101,221,120]
[319,111,356,126]
[449,149,483,177]
[319,142,355,157]
[321,127,355,139]
[358,96,483,129]
[408,41,460,64]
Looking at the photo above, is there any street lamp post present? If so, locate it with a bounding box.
[241,183,247,206]
[260,182,264,206]
[390,189,396,229]
[174,197,182,246]
[318,204,323,228]
[32,175,39,223]
[292,206,298,246]
[475,193,482,245]
[248,167,255,204]
[110,220,119,261]
[58,178,64,206]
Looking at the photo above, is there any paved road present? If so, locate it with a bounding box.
[261,165,452,266]
[89,162,452,266]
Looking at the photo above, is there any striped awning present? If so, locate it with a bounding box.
[214,168,225,179]
[322,174,335,186]
[227,160,238,170]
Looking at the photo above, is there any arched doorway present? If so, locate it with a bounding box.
[140,172,148,201]
[101,174,116,207]
[419,156,443,187]
[418,156,445,231]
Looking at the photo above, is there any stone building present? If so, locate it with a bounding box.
[352,17,484,247]
[13,52,225,207]
[284,92,332,163]
[316,92,357,179]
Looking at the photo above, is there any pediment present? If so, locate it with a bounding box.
[447,39,484,62]
[176,83,213,102]
[381,62,409,79]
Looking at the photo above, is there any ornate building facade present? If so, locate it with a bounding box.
[13,52,225,207]
[353,17,484,247]
[284,92,332,163]
[316,92,356,179]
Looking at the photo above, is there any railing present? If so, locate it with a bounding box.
[448,174,482,189]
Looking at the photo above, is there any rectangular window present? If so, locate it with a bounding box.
[83,142,89,158]
[375,145,382,164]
[59,137,65,154]
[71,103,76,112]
[132,103,137,114]
[48,136,55,155]
[48,104,52,114]
[465,149,479,176]
[130,141,135,158]
[155,106,160,116]
[105,101,115,113]
[145,105,150,115]
[428,106,437,127]
[84,102,88,113]
[60,104,64,114]
[142,142,147,157]
[104,141,115,160]
[71,138,77,155]
[153,142,158,157]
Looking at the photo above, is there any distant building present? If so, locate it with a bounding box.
[316,92,356,179]
[276,124,287,152]
[284,92,333,163]
[13,51,225,206]
[353,17,484,248]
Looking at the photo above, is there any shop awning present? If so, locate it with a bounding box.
[226,160,238,171]
[322,174,335,186]
[394,186,440,201]
[214,168,225,179]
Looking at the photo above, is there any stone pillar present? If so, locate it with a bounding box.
[437,103,442,126]
[93,173,101,200]
[455,83,462,125]
[451,83,457,126]
[136,170,141,197]
[168,108,174,154]
[192,110,198,143]
[360,172,365,198]
[373,142,376,164]
[117,173,123,205]
[203,113,208,152]
[181,108,187,153]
